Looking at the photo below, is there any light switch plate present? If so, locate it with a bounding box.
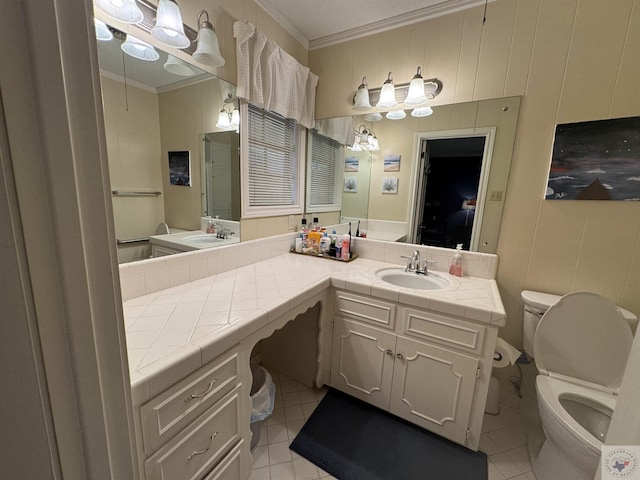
[288,215,295,230]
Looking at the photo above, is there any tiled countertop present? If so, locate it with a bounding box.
[123,253,506,404]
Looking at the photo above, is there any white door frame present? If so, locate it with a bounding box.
[406,127,496,250]
[0,0,137,478]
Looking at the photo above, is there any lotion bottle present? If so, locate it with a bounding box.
[448,244,463,277]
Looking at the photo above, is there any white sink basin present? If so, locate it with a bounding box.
[376,268,451,291]
[182,234,226,244]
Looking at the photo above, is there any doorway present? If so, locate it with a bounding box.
[409,128,495,250]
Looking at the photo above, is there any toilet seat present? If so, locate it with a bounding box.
[533,292,633,393]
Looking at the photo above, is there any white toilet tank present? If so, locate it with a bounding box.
[521,290,637,358]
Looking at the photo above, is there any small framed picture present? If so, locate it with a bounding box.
[382,177,398,194]
[344,177,358,192]
[345,156,359,172]
[383,154,401,172]
[168,151,191,186]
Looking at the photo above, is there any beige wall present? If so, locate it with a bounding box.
[309,0,640,347]
[101,75,164,263]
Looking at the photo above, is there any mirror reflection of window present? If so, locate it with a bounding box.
[306,130,343,213]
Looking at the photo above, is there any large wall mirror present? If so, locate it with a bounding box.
[316,96,521,253]
[95,20,240,264]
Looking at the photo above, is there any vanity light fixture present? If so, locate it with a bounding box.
[350,125,380,151]
[376,72,398,109]
[151,0,190,49]
[363,112,383,122]
[216,108,231,129]
[352,77,372,111]
[404,66,428,106]
[411,106,434,117]
[95,0,143,24]
[94,19,114,41]
[386,109,406,120]
[121,34,159,61]
[192,10,225,67]
[163,54,194,76]
[352,67,442,113]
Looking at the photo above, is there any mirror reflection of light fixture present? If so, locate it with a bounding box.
[230,109,240,129]
[121,34,160,61]
[363,112,382,122]
[151,0,190,49]
[353,77,372,111]
[404,66,428,106]
[163,54,194,76]
[94,19,113,41]
[95,0,143,24]
[462,198,477,226]
[411,106,434,117]
[386,109,406,120]
[349,125,379,151]
[216,95,239,130]
[216,108,231,129]
[192,10,225,66]
[376,72,397,109]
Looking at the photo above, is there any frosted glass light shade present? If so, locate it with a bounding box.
[376,73,397,109]
[363,112,383,122]
[216,110,231,129]
[404,67,428,106]
[94,19,113,41]
[353,78,371,111]
[230,109,240,128]
[151,0,190,48]
[386,109,406,120]
[193,25,225,67]
[163,55,194,76]
[411,106,434,117]
[95,0,143,24]
[121,35,159,61]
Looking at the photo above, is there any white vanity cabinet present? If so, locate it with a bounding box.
[329,291,496,449]
[137,350,249,480]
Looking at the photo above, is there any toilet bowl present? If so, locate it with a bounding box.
[521,291,635,480]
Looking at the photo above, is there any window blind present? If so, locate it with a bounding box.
[309,130,341,207]
[247,104,298,207]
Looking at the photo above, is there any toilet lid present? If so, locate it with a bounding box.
[533,292,633,392]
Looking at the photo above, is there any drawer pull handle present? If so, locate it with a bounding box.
[185,379,217,403]
[385,349,393,357]
[187,431,218,460]
[396,353,404,360]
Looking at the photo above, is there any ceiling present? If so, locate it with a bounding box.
[254,0,489,49]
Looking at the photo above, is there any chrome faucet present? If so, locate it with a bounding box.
[401,250,436,275]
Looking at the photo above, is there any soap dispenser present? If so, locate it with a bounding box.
[449,244,463,277]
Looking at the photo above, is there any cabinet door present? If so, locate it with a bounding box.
[390,336,478,446]
[330,318,396,410]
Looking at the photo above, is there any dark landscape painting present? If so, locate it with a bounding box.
[546,116,640,201]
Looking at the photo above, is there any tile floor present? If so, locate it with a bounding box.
[249,371,543,480]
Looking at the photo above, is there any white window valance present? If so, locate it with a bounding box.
[315,117,356,146]
[234,21,318,129]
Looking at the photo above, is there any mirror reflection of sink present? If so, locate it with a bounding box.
[376,268,451,291]
[182,235,226,244]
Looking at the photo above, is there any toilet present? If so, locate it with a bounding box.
[521,290,637,480]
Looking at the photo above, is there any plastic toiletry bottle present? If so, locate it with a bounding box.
[448,244,464,277]
[341,233,351,260]
[335,237,342,258]
[320,233,331,254]
[300,218,309,233]
[312,217,320,231]
[295,234,303,253]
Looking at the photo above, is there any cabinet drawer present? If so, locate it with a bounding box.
[400,308,485,355]
[202,441,244,480]
[335,291,396,330]
[141,352,239,454]
[145,386,242,480]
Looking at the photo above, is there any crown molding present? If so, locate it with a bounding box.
[254,0,310,50]
[309,0,492,50]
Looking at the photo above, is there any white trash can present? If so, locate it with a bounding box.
[249,363,276,450]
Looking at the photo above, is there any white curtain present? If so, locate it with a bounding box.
[315,117,356,146]
[234,21,318,129]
